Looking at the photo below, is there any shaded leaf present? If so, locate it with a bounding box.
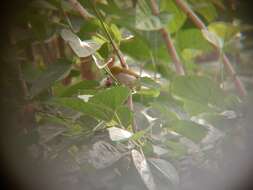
[30,59,72,97]
[59,80,99,97]
[88,141,123,169]
[148,158,179,186]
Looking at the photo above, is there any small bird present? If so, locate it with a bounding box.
[109,66,139,87]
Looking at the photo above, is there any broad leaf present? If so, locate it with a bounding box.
[89,86,130,110]
[208,22,240,42]
[148,158,179,186]
[188,0,217,22]
[115,106,133,127]
[131,149,156,190]
[30,59,72,97]
[160,0,187,33]
[51,97,114,121]
[88,141,123,169]
[168,120,208,143]
[60,29,102,57]
[59,80,99,97]
[171,75,225,106]
[107,127,133,142]
[176,29,213,52]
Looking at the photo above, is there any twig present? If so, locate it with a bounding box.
[68,0,94,20]
[174,0,247,97]
[150,0,185,75]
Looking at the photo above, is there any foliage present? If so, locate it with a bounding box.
[15,0,247,189]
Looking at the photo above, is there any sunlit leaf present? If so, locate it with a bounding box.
[60,29,102,57]
[131,149,156,190]
[208,22,240,42]
[107,127,133,142]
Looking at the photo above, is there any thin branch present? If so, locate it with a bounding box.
[68,0,94,20]
[150,0,185,75]
[174,0,247,97]
[90,2,128,68]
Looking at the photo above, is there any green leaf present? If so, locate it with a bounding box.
[150,102,179,123]
[165,140,188,159]
[51,97,114,121]
[121,36,150,60]
[171,75,225,106]
[30,59,72,97]
[59,80,99,97]
[135,0,164,31]
[188,0,217,22]
[176,29,213,52]
[114,106,133,127]
[208,22,240,42]
[160,0,187,33]
[89,86,130,110]
[168,120,207,143]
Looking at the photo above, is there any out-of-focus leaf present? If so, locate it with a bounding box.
[171,75,225,107]
[165,140,188,159]
[30,59,72,97]
[188,0,217,22]
[88,141,123,169]
[51,97,114,121]
[160,0,187,33]
[148,158,179,186]
[202,29,223,49]
[176,29,213,52]
[31,0,58,10]
[168,120,208,143]
[107,127,133,142]
[115,106,133,127]
[38,124,66,144]
[208,22,240,42]
[59,80,99,97]
[131,149,156,190]
[135,0,168,31]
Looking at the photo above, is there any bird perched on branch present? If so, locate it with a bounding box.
[102,66,139,88]
[110,66,139,87]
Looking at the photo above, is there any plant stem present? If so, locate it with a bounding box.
[68,0,94,20]
[89,1,128,69]
[174,0,247,97]
[150,0,185,75]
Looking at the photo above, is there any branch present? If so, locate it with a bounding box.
[150,0,185,75]
[68,0,94,20]
[174,0,247,97]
